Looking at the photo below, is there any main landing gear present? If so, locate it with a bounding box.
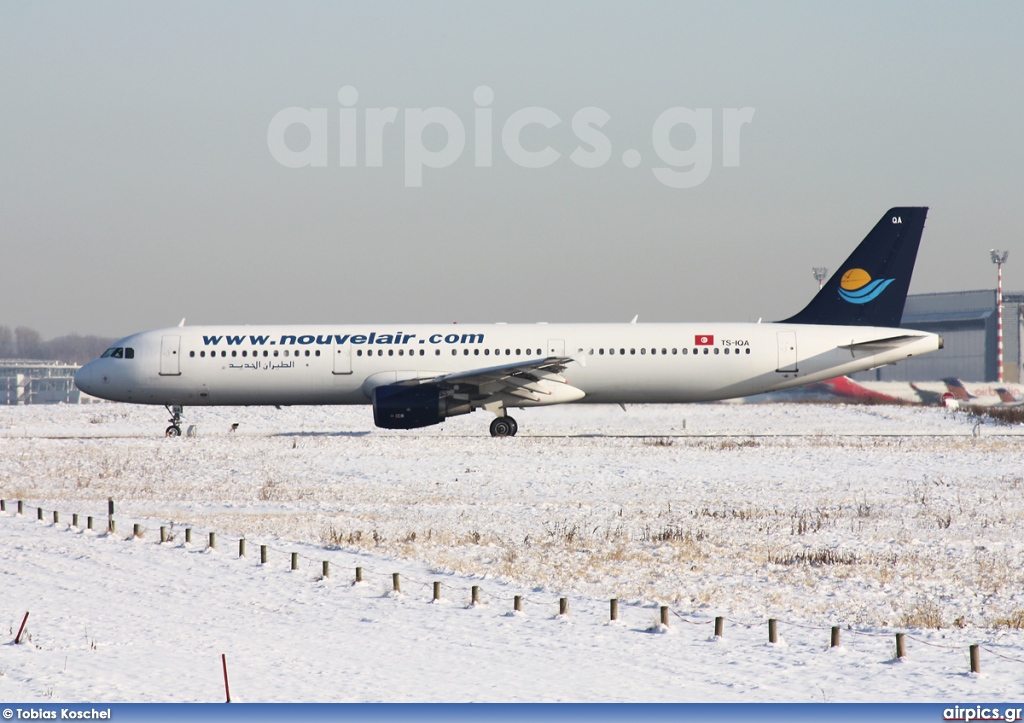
[165,405,183,437]
[489,415,519,438]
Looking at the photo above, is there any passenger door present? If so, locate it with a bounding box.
[160,335,181,376]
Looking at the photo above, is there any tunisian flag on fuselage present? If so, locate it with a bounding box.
[695,335,714,346]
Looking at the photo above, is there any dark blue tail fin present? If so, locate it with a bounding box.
[782,207,928,327]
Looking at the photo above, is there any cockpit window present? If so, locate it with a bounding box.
[125,348,135,359]
[111,348,124,358]
[101,348,117,358]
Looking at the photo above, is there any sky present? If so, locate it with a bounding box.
[1,1,1022,338]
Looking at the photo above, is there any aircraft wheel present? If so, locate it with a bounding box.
[165,425,182,438]
[489,417,516,438]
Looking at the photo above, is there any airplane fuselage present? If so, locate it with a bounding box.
[75,322,942,407]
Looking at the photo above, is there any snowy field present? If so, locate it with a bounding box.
[2,401,1024,702]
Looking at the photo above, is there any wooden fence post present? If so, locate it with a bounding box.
[830,626,840,648]
[433,581,441,601]
[714,616,724,638]
[260,545,267,564]
[222,653,231,703]
[895,633,906,659]
[291,552,298,570]
[392,573,401,593]
[0,499,5,512]
[14,612,29,644]
[53,510,59,524]
[610,598,618,621]
[87,516,94,531]
[660,606,669,627]
[514,595,522,612]
[355,566,363,583]
[18,500,24,515]
[769,619,778,644]
[559,598,568,616]
[208,532,216,549]
[37,507,43,521]
[133,523,141,538]
[471,586,480,605]
[108,519,115,534]
[72,513,79,528]
[322,560,330,578]
[238,539,245,558]
[107,498,114,532]
[185,528,192,544]
[970,645,980,673]
[160,526,167,543]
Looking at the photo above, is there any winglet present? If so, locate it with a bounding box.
[630,315,638,324]
[178,318,186,327]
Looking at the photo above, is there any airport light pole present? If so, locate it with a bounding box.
[991,249,1009,382]
[812,267,828,291]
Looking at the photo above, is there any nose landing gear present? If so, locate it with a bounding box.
[165,405,183,437]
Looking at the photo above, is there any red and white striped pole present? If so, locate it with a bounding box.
[991,250,1009,383]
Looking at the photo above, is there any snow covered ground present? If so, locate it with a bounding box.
[2,402,1024,702]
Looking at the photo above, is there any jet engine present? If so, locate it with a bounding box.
[371,384,472,429]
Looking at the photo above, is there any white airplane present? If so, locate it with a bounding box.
[75,208,943,437]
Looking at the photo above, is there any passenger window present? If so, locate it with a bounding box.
[231,351,237,357]
[703,348,709,355]
[200,351,206,358]
[620,349,625,355]
[599,349,604,355]
[399,350,404,356]
[357,350,363,357]
[672,348,677,355]
[516,349,521,355]
[682,348,688,355]
[746,348,751,354]
[242,351,247,357]
[714,348,720,355]
[484,349,490,355]
[264,350,269,357]
[662,348,667,355]
[436,350,441,356]
[315,350,320,357]
[273,350,278,357]
[505,349,511,355]
[630,349,636,355]
[641,348,646,355]
[609,348,614,355]
[305,350,310,357]
[190,351,195,358]
[222,351,227,357]
[452,349,457,356]
[464,349,469,356]
[474,349,479,355]
[388,350,394,356]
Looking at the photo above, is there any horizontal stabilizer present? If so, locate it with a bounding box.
[838,335,927,352]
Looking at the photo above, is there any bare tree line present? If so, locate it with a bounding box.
[0,326,115,365]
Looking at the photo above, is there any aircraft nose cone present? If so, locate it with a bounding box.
[74,362,97,395]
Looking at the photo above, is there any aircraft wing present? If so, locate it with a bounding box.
[398,355,585,403]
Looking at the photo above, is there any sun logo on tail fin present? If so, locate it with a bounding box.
[838,268,894,304]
